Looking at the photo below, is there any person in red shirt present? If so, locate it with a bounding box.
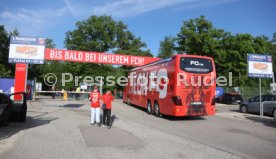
[89,86,101,126]
[102,90,114,129]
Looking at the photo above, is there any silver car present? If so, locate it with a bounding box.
[240,95,276,119]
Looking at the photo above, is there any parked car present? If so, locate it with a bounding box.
[240,95,276,119]
[216,93,243,104]
[0,93,12,125]
[0,92,27,125]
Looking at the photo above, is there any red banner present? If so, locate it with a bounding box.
[45,48,160,66]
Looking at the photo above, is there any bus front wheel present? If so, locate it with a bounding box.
[154,102,161,117]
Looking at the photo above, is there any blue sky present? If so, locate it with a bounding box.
[0,0,275,57]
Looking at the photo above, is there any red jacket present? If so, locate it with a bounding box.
[102,94,114,109]
[90,91,101,108]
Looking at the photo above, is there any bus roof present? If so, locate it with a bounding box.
[131,54,213,71]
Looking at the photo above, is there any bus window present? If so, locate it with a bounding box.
[180,57,213,73]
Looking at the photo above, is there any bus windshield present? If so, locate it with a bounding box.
[180,57,213,73]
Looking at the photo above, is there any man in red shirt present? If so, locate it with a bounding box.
[102,90,114,129]
[89,86,101,126]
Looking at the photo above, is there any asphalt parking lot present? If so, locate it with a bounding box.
[0,97,275,159]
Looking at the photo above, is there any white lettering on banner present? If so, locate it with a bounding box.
[65,51,83,61]
[85,53,96,62]
[98,54,129,64]
[131,57,144,65]
[50,50,62,59]
[130,68,168,99]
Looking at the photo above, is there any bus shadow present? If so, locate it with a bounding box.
[162,115,206,121]
[128,104,206,121]
[129,104,147,112]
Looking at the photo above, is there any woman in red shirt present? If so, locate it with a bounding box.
[102,90,114,129]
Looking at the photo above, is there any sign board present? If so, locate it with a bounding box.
[9,36,45,64]
[80,83,88,90]
[215,87,224,98]
[248,54,274,119]
[247,54,273,78]
[44,48,160,66]
[36,83,42,92]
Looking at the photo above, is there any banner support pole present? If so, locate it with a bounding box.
[259,78,262,119]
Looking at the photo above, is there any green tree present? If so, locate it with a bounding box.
[177,15,224,57]
[220,33,273,86]
[158,36,176,58]
[46,38,56,48]
[268,34,276,81]
[64,15,152,90]
[175,16,274,88]
[272,33,276,43]
[0,26,19,77]
[0,25,10,77]
[65,15,151,56]
[176,15,226,82]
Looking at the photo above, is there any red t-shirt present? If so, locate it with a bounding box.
[90,91,101,108]
[102,94,114,109]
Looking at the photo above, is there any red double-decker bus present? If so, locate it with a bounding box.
[123,54,216,117]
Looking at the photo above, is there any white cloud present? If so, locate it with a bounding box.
[86,0,236,18]
[64,0,78,17]
[0,4,70,35]
[0,0,236,38]
[57,0,236,19]
[90,0,193,17]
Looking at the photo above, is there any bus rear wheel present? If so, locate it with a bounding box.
[147,100,152,114]
[154,102,161,117]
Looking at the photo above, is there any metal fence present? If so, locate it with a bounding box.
[222,86,271,100]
